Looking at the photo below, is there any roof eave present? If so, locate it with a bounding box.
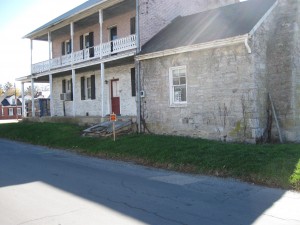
[23,0,124,40]
[136,35,249,61]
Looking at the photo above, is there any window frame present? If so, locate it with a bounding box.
[169,66,187,106]
[9,108,14,116]
[17,108,22,116]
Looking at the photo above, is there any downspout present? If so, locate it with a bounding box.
[245,35,252,54]
[135,0,142,133]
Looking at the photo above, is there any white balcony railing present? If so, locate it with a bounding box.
[32,34,136,74]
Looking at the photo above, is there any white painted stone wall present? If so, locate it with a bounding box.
[51,64,136,117]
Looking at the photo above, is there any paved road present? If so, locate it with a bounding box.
[0,138,299,225]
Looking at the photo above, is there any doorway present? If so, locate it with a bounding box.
[111,79,120,115]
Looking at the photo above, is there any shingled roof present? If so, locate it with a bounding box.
[140,0,277,55]
[24,0,104,38]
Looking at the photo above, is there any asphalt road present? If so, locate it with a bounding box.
[0,138,299,225]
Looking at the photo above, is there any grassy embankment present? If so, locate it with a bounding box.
[0,121,299,191]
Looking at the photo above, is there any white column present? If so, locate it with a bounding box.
[101,63,105,117]
[99,9,103,59]
[72,69,76,117]
[31,78,35,118]
[70,22,74,65]
[48,32,53,117]
[21,82,25,117]
[49,74,53,117]
[30,39,33,73]
[99,10,106,117]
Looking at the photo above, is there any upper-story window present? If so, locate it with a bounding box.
[62,40,71,55]
[80,32,94,57]
[130,17,136,35]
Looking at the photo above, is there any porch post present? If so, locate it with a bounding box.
[48,31,53,117]
[70,22,74,64]
[31,78,35,118]
[21,82,25,117]
[99,10,106,117]
[30,39,35,118]
[101,63,105,117]
[49,74,53,117]
[72,69,76,117]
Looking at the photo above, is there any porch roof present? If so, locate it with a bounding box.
[140,0,277,55]
[24,0,105,39]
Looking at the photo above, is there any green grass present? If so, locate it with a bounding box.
[0,121,300,191]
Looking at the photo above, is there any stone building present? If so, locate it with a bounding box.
[16,0,300,142]
[137,0,300,142]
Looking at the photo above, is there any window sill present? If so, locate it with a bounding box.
[169,103,187,108]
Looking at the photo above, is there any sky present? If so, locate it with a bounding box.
[0,0,86,88]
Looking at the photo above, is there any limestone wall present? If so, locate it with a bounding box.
[140,44,256,142]
[251,0,300,142]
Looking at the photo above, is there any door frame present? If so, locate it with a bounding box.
[110,79,120,115]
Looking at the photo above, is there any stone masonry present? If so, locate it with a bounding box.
[140,0,300,142]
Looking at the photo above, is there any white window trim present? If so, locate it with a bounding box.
[84,33,90,48]
[86,77,92,100]
[65,40,71,54]
[9,108,14,116]
[169,66,187,107]
[17,108,22,116]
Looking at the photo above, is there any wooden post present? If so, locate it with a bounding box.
[269,93,283,143]
[110,113,117,141]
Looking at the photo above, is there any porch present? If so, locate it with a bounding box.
[32,34,136,74]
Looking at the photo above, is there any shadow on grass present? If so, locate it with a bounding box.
[0,138,298,225]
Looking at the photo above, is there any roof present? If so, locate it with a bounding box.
[24,0,104,39]
[140,0,277,55]
[1,99,10,107]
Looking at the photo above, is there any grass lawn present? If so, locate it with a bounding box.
[0,121,299,191]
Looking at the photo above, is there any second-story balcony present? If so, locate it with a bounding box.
[32,34,136,74]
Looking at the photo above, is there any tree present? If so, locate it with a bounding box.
[24,85,39,96]
[0,84,3,96]
[4,82,13,92]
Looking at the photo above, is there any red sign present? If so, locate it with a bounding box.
[110,113,117,121]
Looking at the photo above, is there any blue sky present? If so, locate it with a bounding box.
[0,0,86,87]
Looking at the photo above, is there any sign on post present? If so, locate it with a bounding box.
[110,113,117,141]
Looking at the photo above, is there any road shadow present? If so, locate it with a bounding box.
[0,139,297,225]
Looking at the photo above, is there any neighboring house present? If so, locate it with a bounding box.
[16,0,300,142]
[0,95,22,120]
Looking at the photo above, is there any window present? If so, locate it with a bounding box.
[80,32,94,57]
[87,77,91,99]
[1,108,3,116]
[9,108,13,116]
[130,17,136,35]
[12,99,16,105]
[62,40,71,55]
[169,66,187,105]
[131,68,136,97]
[17,108,21,116]
[81,75,95,100]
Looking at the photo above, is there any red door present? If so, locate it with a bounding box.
[111,79,120,115]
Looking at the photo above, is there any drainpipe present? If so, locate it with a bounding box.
[135,0,142,133]
[245,35,252,54]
